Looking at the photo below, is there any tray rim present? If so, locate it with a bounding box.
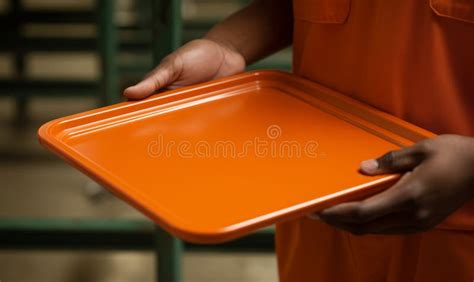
[38,70,435,243]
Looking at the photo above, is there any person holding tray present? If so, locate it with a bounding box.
[125,0,474,281]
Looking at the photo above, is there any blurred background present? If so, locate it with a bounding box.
[0,0,290,281]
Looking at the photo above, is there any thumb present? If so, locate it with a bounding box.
[360,146,426,175]
[123,59,177,100]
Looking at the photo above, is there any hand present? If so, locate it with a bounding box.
[123,38,245,99]
[314,134,474,235]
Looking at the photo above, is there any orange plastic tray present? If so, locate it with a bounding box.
[38,71,434,243]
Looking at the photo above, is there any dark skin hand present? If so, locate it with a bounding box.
[124,0,293,100]
[313,134,474,235]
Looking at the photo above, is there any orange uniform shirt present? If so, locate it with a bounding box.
[277,0,474,281]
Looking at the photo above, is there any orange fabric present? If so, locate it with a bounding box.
[277,0,474,281]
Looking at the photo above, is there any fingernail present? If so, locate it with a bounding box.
[306,214,320,220]
[123,86,136,93]
[360,159,378,174]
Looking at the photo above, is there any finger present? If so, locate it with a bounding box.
[123,60,176,100]
[370,226,427,235]
[360,145,426,175]
[361,212,414,234]
[306,213,320,220]
[319,212,413,235]
[319,173,414,224]
[352,213,422,235]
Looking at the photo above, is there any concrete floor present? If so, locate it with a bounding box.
[0,97,277,282]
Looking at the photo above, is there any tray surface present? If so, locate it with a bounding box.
[39,71,433,243]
